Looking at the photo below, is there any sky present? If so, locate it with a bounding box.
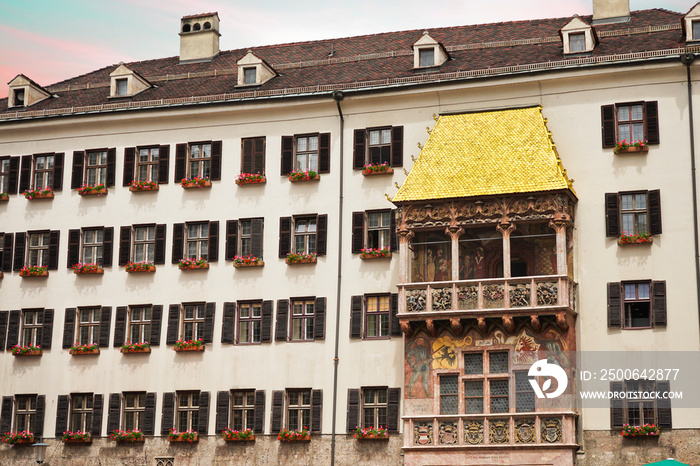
[0,0,693,98]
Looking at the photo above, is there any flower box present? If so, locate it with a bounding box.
[180,177,211,189]
[288,170,319,183]
[70,348,100,356]
[614,140,648,155]
[223,428,255,441]
[178,259,209,271]
[173,339,205,352]
[77,185,108,196]
[278,428,310,442]
[23,189,54,200]
[360,252,392,260]
[356,434,390,440]
[234,260,264,268]
[62,431,92,443]
[289,174,320,183]
[225,436,256,442]
[115,436,145,443]
[19,267,48,277]
[362,163,394,176]
[120,347,151,354]
[353,426,389,440]
[618,233,653,246]
[73,263,104,274]
[10,345,42,357]
[125,262,156,273]
[63,437,93,444]
[233,255,264,268]
[360,248,392,259]
[236,173,266,185]
[4,435,36,445]
[622,424,660,437]
[174,345,205,352]
[168,430,198,443]
[129,184,159,192]
[362,168,394,176]
[278,434,310,442]
[286,253,317,265]
[0,194,8,202]
[110,429,145,442]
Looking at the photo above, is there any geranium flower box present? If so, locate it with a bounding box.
[285,253,317,265]
[233,255,264,268]
[618,232,653,246]
[77,184,108,196]
[614,139,648,155]
[180,177,211,189]
[621,424,660,437]
[0,193,8,202]
[73,263,104,274]
[69,343,100,356]
[129,181,159,192]
[62,431,92,444]
[353,426,389,440]
[360,247,391,259]
[235,173,266,185]
[362,163,393,176]
[120,342,150,354]
[168,430,198,442]
[110,429,145,443]
[288,170,319,183]
[23,187,54,200]
[10,345,42,357]
[178,258,209,271]
[19,266,48,277]
[173,339,205,352]
[278,428,310,442]
[1,431,35,445]
[223,428,255,442]
[125,261,156,273]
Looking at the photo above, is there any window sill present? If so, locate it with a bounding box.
[181,181,212,189]
[63,437,93,444]
[236,177,266,186]
[129,185,159,192]
[614,146,648,155]
[285,257,317,265]
[120,347,151,354]
[0,194,8,202]
[618,237,653,246]
[24,192,54,200]
[19,270,49,278]
[289,174,320,183]
[78,188,108,196]
[360,252,392,260]
[179,263,209,271]
[11,350,42,357]
[169,435,199,443]
[234,260,264,268]
[173,346,205,352]
[113,437,145,443]
[362,168,394,176]
[125,265,156,273]
[74,268,104,275]
[224,435,256,442]
[355,434,390,440]
[278,434,311,442]
[69,348,100,356]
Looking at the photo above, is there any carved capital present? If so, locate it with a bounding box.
[400,320,413,337]
[450,317,463,336]
[502,315,515,334]
[556,312,569,332]
[530,315,541,333]
[398,229,415,243]
[426,318,436,337]
[548,219,571,234]
[496,222,517,239]
[445,226,464,241]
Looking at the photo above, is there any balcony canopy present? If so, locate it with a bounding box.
[392,106,575,203]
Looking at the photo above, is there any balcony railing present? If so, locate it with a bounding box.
[403,412,577,448]
[398,275,575,316]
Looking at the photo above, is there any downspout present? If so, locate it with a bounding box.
[330,89,345,466]
[681,53,700,337]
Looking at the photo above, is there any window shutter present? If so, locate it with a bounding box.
[242,139,253,174]
[222,302,235,344]
[601,105,616,148]
[208,221,219,262]
[314,297,326,340]
[278,217,292,258]
[67,229,80,268]
[158,145,170,184]
[35,395,45,437]
[391,126,404,167]
[276,299,289,341]
[311,389,322,433]
[225,220,238,260]
[607,282,622,328]
[99,306,112,348]
[609,381,624,427]
[106,148,116,187]
[350,296,362,338]
[70,151,85,190]
[2,233,13,272]
[251,218,264,259]
[91,394,103,436]
[150,305,163,346]
[657,381,672,428]
[0,311,8,350]
[254,138,265,175]
[316,214,328,256]
[391,293,401,336]
[388,388,401,432]
[0,397,12,433]
[55,395,70,436]
[198,391,210,434]
[645,101,660,145]
[351,212,364,253]
[210,141,222,181]
[166,304,179,345]
[154,224,167,265]
[174,143,187,182]
[271,390,284,434]
[648,189,662,235]
[143,393,157,435]
[48,230,60,270]
[53,152,64,191]
[203,302,216,343]
[107,393,121,434]
[353,129,366,169]
[13,232,26,272]
[261,300,273,343]
[19,155,31,194]
[215,391,229,433]
[346,389,360,433]
[123,147,135,186]
[118,226,131,266]
[6,310,20,350]
[113,306,127,347]
[172,223,184,264]
[41,309,53,349]
[161,392,175,434]
[605,193,620,238]
[653,281,667,327]
[319,132,331,173]
[281,136,294,176]
[390,209,398,252]
[254,390,265,434]
[62,308,76,349]
[103,227,114,267]
[7,157,19,194]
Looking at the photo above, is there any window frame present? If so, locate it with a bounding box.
[127,305,152,344]
[286,389,311,431]
[619,191,649,236]
[122,392,147,431]
[184,222,209,260]
[568,32,586,53]
[366,210,392,250]
[243,67,257,85]
[361,387,388,428]
[14,395,37,432]
[237,301,263,344]
[0,157,10,195]
[180,303,206,341]
[418,47,435,67]
[115,78,128,96]
[132,225,156,263]
[187,142,212,179]
[611,379,672,429]
[290,298,315,342]
[32,154,55,190]
[601,101,659,148]
[364,294,391,339]
[76,307,101,345]
[81,228,104,265]
[176,391,200,432]
[230,389,255,431]
[27,231,50,267]
[84,150,108,186]
[20,309,43,347]
[70,393,94,432]
[135,146,160,182]
[293,134,320,173]
[622,280,653,329]
[293,216,317,255]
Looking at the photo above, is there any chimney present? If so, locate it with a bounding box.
[592,0,630,24]
[179,12,220,63]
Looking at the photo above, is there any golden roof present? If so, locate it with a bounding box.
[392,107,575,203]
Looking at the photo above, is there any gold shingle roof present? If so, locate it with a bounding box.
[392,107,575,203]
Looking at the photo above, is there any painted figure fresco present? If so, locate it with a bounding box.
[405,337,432,397]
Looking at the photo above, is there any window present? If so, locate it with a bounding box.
[419,48,435,67]
[0,158,10,194]
[21,309,42,346]
[353,126,403,169]
[70,394,94,432]
[601,101,659,147]
[569,32,585,53]
[605,190,661,238]
[238,302,262,344]
[351,209,396,254]
[291,299,315,341]
[84,151,108,186]
[295,135,319,172]
[294,217,317,254]
[515,371,535,412]
[365,295,390,338]
[185,223,209,260]
[694,20,700,41]
[280,134,330,175]
[77,308,100,345]
[611,380,672,429]
[231,390,255,430]
[133,226,156,262]
[241,137,265,175]
[188,142,211,178]
[67,227,112,269]
[19,153,63,194]
[279,214,327,258]
[172,221,218,264]
[136,147,159,181]
[244,68,257,85]
[33,154,54,190]
[13,88,25,107]
[181,303,205,341]
[82,229,104,264]
[350,294,398,339]
[618,281,656,329]
[116,78,128,96]
[177,391,200,431]
[14,395,37,432]
[128,306,152,343]
[225,218,263,260]
[286,389,311,430]
[362,388,388,427]
[239,220,253,256]
[27,232,50,267]
[440,375,458,414]
[122,392,146,430]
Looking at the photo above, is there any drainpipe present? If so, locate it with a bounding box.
[681,53,700,337]
[330,89,345,466]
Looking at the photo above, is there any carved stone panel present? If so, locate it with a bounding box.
[414,422,434,446]
[515,418,536,444]
[464,420,484,445]
[438,421,458,445]
[406,289,427,312]
[432,287,452,311]
[488,419,509,444]
[541,417,562,443]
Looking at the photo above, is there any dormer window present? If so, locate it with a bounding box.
[569,33,586,53]
[7,75,50,108]
[116,79,128,96]
[683,5,700,42]
[236,51,276,87]
[13,89,25,107]
[244,68,257,85]
[419,49,435,68]
[412,32,448,69]
[109,64,151,98]
[560,15,597,55]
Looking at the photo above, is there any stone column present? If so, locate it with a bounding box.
[398,230,414,316]
[496,222,516,278]
[549,220,569,276]
[446,226,464,281]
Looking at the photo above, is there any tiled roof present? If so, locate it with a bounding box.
[392,107,574,203]
[0,8,689,121]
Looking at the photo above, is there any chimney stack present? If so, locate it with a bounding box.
[592,0,630,24]
[179,13,220,63]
